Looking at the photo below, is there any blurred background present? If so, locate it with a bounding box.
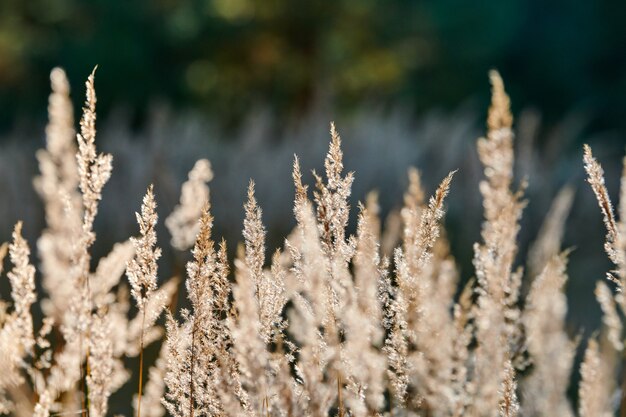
[1,1,626,405]
[1,0,626,133]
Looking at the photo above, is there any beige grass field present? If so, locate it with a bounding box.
[0,67,624,417]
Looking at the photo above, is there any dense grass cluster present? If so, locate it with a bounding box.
[0,67,624,417]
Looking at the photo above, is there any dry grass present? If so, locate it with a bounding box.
[0,67,624,417]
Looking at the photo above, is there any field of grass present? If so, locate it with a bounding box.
[0,68,624,417]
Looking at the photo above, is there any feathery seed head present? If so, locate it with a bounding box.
[166,159,213,251]
[7,221,36,352]
[127,185,161,310]
[488,70,513,132]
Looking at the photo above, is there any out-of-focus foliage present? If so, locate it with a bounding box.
[0,0,625,132]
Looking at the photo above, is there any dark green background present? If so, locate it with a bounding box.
[1,0,625,135]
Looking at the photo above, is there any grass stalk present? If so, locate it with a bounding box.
[189,319,196,417]
[136,307,146,417]
[337,374,344,417]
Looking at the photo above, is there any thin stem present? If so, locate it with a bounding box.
[619,350,626,417]
[79,335,85,417]
[85,344,91,417]
[79,328,92,417]
[337,374,344,417]
[189,318,197,417]
[137,307,146,417]
[83,260,94,417]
